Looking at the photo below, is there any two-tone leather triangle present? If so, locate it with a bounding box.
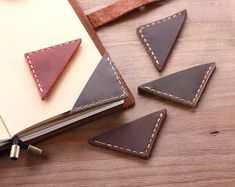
[138,63,216,108]
[71,53,128,114]
[89,109,167,159]
[137,10,187,71]
[25,39,81,100]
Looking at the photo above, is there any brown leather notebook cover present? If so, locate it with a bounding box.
[0,0,134,151]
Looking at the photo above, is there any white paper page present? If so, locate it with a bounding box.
[0,0,102,136]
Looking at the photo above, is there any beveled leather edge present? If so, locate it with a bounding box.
[87,0,161,29]
[136,9,187,71]
[88,109,167,159]
[138,63,216,108]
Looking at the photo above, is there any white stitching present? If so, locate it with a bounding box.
[73,55,127,111]
[141,65,214,105]
[25,39,81,94]
[137,11,183,66]
[93,112,165,156]
[26,56,44,93]
[193,66,212,101]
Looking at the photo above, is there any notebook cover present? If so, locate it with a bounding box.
[0,0,134,151]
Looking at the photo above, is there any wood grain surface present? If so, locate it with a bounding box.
[1,0,235,186]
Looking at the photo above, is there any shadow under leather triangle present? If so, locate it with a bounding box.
[137,10,187,71]
[139,63,216,108]
[71,53,128,114]
[25,39,82,100]
[89,109,167,159]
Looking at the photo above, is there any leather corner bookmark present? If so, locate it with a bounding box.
[71,52,128,114]
[137,10,187,71]
[25,39,82,100]
[138,63,216,108]
[89,109,167,159]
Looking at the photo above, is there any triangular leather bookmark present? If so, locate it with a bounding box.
[138,63,216,108]
[25,39,82,100]
[89,109,167,159]
[71,53,128,114]
[137,10,187,71]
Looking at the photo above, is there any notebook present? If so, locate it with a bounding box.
[0,0,134,149]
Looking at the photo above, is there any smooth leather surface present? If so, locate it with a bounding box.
[137,10,187,71]
[89,109,167,159]
[71,53,128,114]
[87,0,161,29]
[25,39,81,100]
[139,63,216,108]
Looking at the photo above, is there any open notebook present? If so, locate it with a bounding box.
[0,0,134,148]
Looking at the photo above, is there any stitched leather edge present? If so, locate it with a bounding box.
[25,39,81,94]
[90,111,166,158]
[72,54,128,112]
[139,64,215,107]
[137,10,185,70]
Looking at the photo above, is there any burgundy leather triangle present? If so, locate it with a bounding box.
[137,10,187,71]
[25,39,82,100]
[89,109,167,159]
[139,63,216,108]
[71,53,128,114]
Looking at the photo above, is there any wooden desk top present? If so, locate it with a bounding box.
[1,0,235,186]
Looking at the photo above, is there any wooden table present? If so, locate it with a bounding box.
[1,0,235,186]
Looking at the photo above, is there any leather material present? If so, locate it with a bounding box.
[137,10,187,71]
[68,0,135,109]
[25,39,81,100]
[89,109,167,159]
[71,53,128,114]
[138,63,216,108]
[87,0,161,29]
[0,1,136,153]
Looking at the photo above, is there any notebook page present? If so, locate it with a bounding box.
[0,0,102,136]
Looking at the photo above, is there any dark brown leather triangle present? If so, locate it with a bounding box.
[25,39,81,100]
[137,10,187,71]
[89,109,167,159]
[71,53,128,114]
[139,63,216,108]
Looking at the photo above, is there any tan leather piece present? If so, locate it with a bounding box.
[87,0,160,29]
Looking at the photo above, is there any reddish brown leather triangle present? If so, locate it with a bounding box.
[89,109,167,159]
[139,63,216,108]
[137,10,187,71]
[71,53,128,114]
[25,39,82,100]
